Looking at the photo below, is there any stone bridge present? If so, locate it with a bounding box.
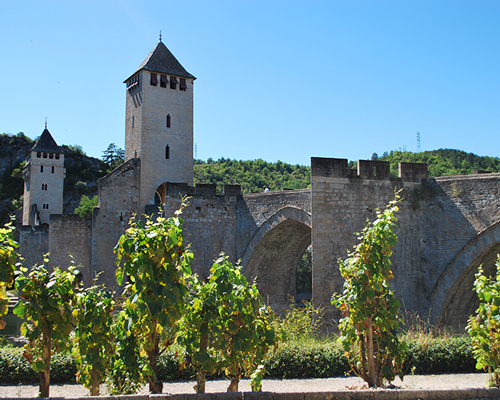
[33,157,500,330]
[151,158,500,329]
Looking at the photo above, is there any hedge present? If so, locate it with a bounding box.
[0,336,478,384]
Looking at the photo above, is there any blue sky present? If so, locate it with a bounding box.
[2,1,499,166]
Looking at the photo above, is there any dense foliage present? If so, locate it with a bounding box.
[74,195,98,218]
[194,158,310,194]
[376,149,500,177]
[13,261,79,397]
[0,222,19,330]
[102,143,125,173]
[332,193,405,387]
[73,285,115,395]
[114,202,193,393]
[0,323,478,384]
[467,255,500,387]
[296,248,312,294]
[179,254,277,392]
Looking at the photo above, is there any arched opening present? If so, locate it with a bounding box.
[437,243,500,330]
[296,245,312,303]
[154,182,167,206]
[433,221,500,330]
[243,219,311,313]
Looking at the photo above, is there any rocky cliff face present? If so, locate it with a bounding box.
[0,133,106,225]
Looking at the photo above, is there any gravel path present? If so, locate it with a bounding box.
[0,373,491,397]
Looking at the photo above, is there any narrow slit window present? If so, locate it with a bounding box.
[160,75,168,88]
[166,114,171,128]
[40,165,44,173]
[150,73,158,86]
[132,115,135,128]
[51,166,54,173]
[180,78,187,91]
[170,77,178,89]
[165,145,170,159]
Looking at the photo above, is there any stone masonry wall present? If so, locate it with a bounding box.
[311,157,426,323]
[157,183,240,279]
[48,214,93,286]
[426,173,500,328]
[19,225,49,269]
[91,159,141,289]
[125,70,194,212]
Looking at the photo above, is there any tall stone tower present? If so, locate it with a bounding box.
[22,127,65,226]
[123,39,196,212]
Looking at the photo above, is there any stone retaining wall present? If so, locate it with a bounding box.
[5,388,500,400]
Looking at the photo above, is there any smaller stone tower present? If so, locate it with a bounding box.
[22,127,65,226]
[123,39,196,212]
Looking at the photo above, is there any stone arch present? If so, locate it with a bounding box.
[431,220,500,329]
[154,182,167,205]
[241,207,311,313]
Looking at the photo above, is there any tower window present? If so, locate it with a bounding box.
[160,75,168,88]
[165,145,170,159]
[55,154,60,160]
[170,77,178,90]
[43,153,47,158]
[51,166,54,173]
[180,78,187,91]
[42,183,47,190]
[37,152,41,158]
[150,73,158,86]
[43,203,49,210]
[166,114,171,128]
[40,165,44,173]
[49,153,54,159]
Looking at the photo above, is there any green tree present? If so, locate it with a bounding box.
[467,255,500,387]
[177,275,219,393]
[73,285,115,396]
[13,261,79,397]
[74,195,98,218]
[114,201,193,394]
[102,143,125,173]
[0,222,19,330]
[209,254,277,392]
[296,248,312,294]
[107,308,146,394]
[332,193,405,388]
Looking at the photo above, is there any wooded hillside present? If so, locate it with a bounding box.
[374,149,500,177]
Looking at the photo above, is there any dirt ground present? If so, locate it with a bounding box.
[0,373,491,397]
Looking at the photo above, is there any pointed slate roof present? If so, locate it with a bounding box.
[30,129,62,153]
[125,41,196,82]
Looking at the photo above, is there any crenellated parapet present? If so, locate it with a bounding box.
[161,182,242,198]
[311,157,428,181]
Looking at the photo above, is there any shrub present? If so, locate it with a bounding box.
[265,343,349,378]
[402,335,475,374]
[0,346,76,383]
[332,193,405,387]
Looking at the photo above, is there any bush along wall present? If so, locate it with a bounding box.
[0,335,478,384]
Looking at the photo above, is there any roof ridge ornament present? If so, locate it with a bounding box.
[159,30,162,43]
[45,117,47,130]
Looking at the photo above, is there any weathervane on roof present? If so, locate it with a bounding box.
[159,30,162,43]
[45,117,47,130]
